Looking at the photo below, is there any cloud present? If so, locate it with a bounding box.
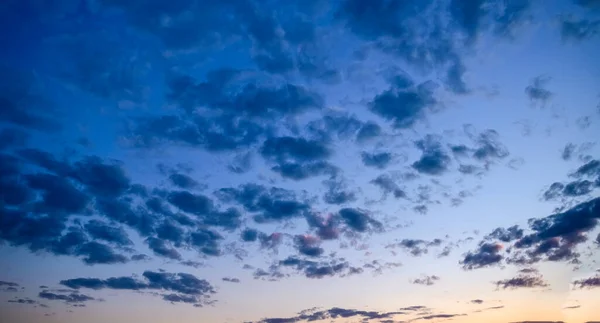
[540,159,600,200]
[563,305,581,309]
[188,228,224,256]
[525,76,552,105]
[261,136,331,164]
[0,280,19,287]
[371,174,407,199]
[412,135,452,175]
[572,274,600,288]
[261,136,337,180]
[167,190,214,216]
[241,228,259,242]
[0,127,29,150]
[461,242,504,270]
[322,177,357,205]
[562,143,577,161]
[356,122,383,143]
[71,156,131,198]
[494,273,549,289]
[307,113,369,143]
[449,0,487,43]
[0,65,61,132]
[146,237,182,260]
[561,16,600,41]
[217,184,311,223]
[222,277,240,283]
[305,213,340,240]
[338,208,382,233]
[368,77,437,129]
[38,290,95,304]
[60,270,215,307]
[0,280,20,292]
[411,275,440,286]
[169,173,200,190]
[361,151,393,169]
[250,306,407,323]
[84,220,133,247]
[255,256,363,280]
[131,70,323,153]
[7,297,47,308]
[294,234,325,258]
[571,159,600,178]
[465,196,600,268]
[388,239,444,257]
[76,242,128,265]
[486,226,524,243]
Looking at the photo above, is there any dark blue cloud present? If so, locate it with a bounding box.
[132,70,323,153]
[155,220,185,246]
[257,256,363,280]
[337,0,532,94]
[369,78,437,129]
[167,190,214,216]
[494,273,549,289]
[216,184,311,223]
[388,239,444,257]
[449,0,486,43]
[0,66,61,132]
[307,113,366,142]
[250,305,408,323]
[169,173,200,190]
[25,173,90,214]
[562,143,577,161]
[0,127,29,150]
[361,151,393,169]
[0,280,19,287]
[486,225,524,243]
[0,280,20,293]
[371,174,407,199]
[305,213,340,240]
[461,242,504,270]
[60,270,215,307]
[356,121,382,143]
[412,135,451,175]
[467,196,600,268]
[271,161,338,180]
[146,237,182,260]
[84,220,132,247]
[188,228,223,256]
[16,149,72,176]
[76,242,128,265]
[294,235,324,258]
[525,76,552,104]
[572,273,600,289]
[571,159,600,178]
[222,277,240,283]
[338,208,382,233]
[260,136,333,180]
[241,228,259,242]
[38,290,94,304]
[411,275,440,286]
[561,16,600,41]
[322,177,357,205]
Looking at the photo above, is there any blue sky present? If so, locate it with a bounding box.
[1,0,600,322]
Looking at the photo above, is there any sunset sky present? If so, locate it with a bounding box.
[1,1,599,322]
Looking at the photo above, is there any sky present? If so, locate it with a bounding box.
[0,0,600,322]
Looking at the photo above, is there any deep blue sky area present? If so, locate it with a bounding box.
[1,1,600,323]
